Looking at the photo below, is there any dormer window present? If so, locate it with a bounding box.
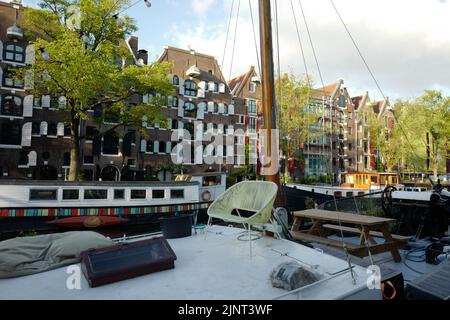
[173,75,179,86]
[184,80,197,97]
[3,42,24,63]
[184,102,197,118]
[1,95,22,116]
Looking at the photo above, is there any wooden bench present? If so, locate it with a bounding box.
[290,209,408,263]
[322,224,412,242]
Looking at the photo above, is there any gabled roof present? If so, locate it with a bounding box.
[228,66,257,96]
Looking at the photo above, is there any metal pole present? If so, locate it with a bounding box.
[259,0,284,206]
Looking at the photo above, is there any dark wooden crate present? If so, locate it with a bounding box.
[80,237,177,288]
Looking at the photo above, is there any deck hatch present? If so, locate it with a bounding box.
[80,237,177,288]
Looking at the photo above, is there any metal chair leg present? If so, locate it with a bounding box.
[205,216,212,240]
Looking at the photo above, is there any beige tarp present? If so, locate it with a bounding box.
[0,231,114,279]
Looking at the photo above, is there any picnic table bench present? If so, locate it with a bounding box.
[290,209,411,263]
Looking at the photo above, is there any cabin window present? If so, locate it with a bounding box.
[170,189,184,199]
[63,190,79,200]
[380,176,386,185]
[131,190,147,200]
[152,190,165,199]
[358,192,365,196]
[203,175,221,186]
[30,189,58,201]
[371,176,378,184]
[114,189,125,200]
[84,189,108,200]
[346,192,353,197]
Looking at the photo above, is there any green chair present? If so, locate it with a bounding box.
[205,181,279,256]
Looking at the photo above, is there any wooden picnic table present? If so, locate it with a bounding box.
[290,209,410,263]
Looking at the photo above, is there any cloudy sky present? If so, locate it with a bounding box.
[23,0,450,101]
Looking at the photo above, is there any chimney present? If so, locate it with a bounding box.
[128,36,139,57]
[138,49,148,65]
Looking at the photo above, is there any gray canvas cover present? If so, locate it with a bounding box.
[0,231,114,279]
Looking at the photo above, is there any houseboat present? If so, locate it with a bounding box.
[0,173,226,238]
[284,172,404,212]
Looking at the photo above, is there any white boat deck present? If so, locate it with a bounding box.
[0,226,380,300]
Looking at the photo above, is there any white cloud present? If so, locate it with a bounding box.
[190,0,217,15]
[167,0,450,100]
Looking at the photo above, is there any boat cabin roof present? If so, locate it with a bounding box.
[0,180,199,187]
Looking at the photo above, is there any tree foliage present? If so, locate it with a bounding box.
[20,0,174,180]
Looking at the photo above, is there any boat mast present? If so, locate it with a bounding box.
[258,0,284,206]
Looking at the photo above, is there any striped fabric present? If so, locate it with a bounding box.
[0,203,210,218]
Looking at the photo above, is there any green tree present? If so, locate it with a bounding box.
[20,0,174,181]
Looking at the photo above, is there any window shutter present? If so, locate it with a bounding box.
[228,103,235,115]
[153,141,159,154]
[178,99,184,117]
[167,118,172,130]
[195,144,203,164]
[197,102,205,120]
[219,83,226,93]
[28,151,37,167]
[207,102,214,113]
[195,122,203,141]
[197,81,206,98]
[23,95,33,117]
[227,125,234,135]
[217,145,224,157]
[178,120,184,130]
[21,123,32,147]
[57,123,64,136]
[42,95,50,108]
[207,123,213,133]
[179,78,185,95]
[208,81,214,92]
[218,103,224,114]
[25,45,35,64]
[218,124,224,134]
[140,139,146,153]
[40,121,48,135]
[24,70,33,90]
[59,96,67,109]
[166,141,172,154]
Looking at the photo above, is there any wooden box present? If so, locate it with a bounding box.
[80,237,177,288]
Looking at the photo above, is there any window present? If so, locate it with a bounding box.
[185,122,195,138]
[63,152,71,166]
[170,189,184,199]
[173,75,179,86]
[84,189,108,200]
[184,80,197,97]
[152,190,165,199]
[3,43,24,63]
[213,103,219,114]
[224,104,229,114]
[30,189,58,201]
[348,158,353,167]
[249,82,256,93]
[127,159,136,166]
[348,143,353,151]
[33,96,41,108]
[131,190,146,200]
[213,83,219,92]
[171,120,178,130]
[159,141,166,153]
[63,190,79,200]
[19,151,28,166]
[85,126,97,141]
[184,102,197,118]
[203,175,222,186]
[3,69,23,88]
[237,115,245,124]
[1,95,22,116]
[0,121,21,145]
[103,132,119,155]
[114,189,125,200]
[248,117,257,130]
[146,140,153,153]
[168,96,178,108]
[248,100,257,114]
[48,123,57,136]
[84,156,94,164]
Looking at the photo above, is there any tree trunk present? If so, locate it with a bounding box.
[68,116,80,181]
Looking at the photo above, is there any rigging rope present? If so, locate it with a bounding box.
[221,0,235,69]
[274,0,283,134]
[289,0,309,78]
[248,0,261,76]
[229,0,241,81]
[328,0,427,164]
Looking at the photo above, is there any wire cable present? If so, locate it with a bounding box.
[289,0,309,78]
[248,0,261,75]
[228,0,241,81]
[221,0,235,69]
